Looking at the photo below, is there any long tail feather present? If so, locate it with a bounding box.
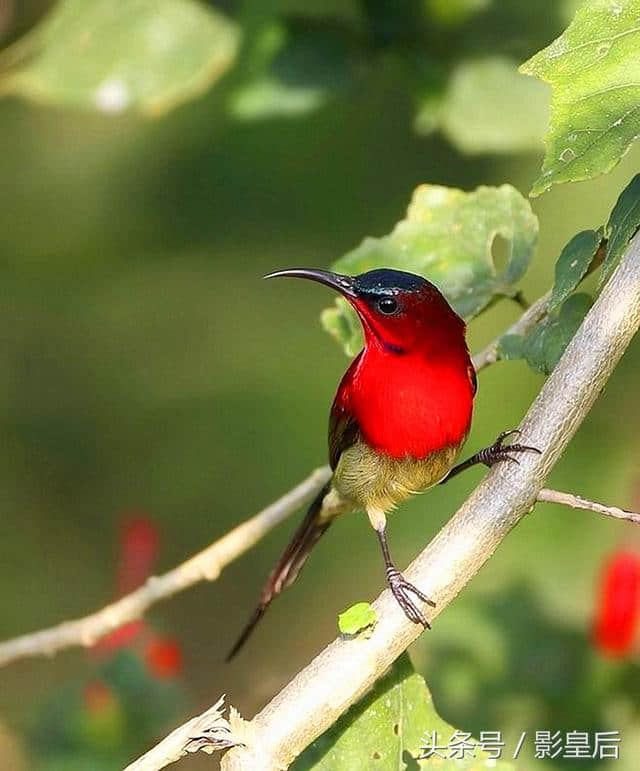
[226,482,331,660]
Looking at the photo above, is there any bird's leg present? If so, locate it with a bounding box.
[373,517,435,628]
[440,429,541,485]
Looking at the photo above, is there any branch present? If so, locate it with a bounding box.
[0,467,331,667]
[537,487,640,524]
[210,232,640,771]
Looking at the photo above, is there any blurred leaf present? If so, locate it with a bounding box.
[323,184,538,355]
[0,0,240,115]
[549,229,601,310]
[497,333,525,361]
[521,0,640,196]
[440,57,548,153]
[293,654,512,770]
[338,602,377,635]
[229,17,359,120]
[424,0,492,28]
[600,173,640,286]
[522,293,593,374]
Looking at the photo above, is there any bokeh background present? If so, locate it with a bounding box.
[1,0,640,768]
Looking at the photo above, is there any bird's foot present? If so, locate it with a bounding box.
[478,429,541,468]
[386,567,435,628]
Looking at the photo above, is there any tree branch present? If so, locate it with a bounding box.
[537,488,640,524]
[210,232,640,771]
[0,467,331,667]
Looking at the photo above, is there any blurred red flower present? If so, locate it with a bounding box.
[593,549,640,657]
[145,637,183,678]
[117,514,161,596]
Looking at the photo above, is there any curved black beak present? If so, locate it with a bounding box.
[264,268,357,299]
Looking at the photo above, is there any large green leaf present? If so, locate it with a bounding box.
[521,0,640,196]
[0,0,240,115]
[293,654,513,770]
[322,184,538,355]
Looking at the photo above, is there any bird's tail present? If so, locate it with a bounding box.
[226,482,332,660]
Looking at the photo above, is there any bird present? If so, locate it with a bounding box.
[226,267,538,659]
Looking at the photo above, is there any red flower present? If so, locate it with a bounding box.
[117,514,161,596]
[145,637,183,678]
[593,550,640,657]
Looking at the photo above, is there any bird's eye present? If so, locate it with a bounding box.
[377,297,399,315]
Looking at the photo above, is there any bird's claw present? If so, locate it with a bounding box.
[480,429,541,468]
[386,568,435,628]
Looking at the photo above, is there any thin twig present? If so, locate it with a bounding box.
[0,467,331,667]
[537,488,640,524]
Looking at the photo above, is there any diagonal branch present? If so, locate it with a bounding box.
[210,232,640,771]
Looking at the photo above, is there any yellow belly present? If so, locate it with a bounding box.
[331,439,462,515]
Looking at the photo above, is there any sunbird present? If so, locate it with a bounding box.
[227,268,537,659]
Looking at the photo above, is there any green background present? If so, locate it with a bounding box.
[1,1,640,768]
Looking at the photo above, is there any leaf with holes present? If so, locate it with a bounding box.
[520,0,640,196]
[523,293,593,374]
[0,0,240,115]
[322,184,538,355]
[292,654,514,770]
[550,229,601,310]
[600,173,640,286]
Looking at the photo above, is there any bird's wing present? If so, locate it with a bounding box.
[329,405,361,470]
[468,363,478,396]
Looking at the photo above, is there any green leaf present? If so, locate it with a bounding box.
[440,57,549,154]
[323,183,538,355]
[338,602,377,636]
[601,173,640,285]
[520,0,640,196]
[497,333,525,361]
[293,654,514,770]
[523,293,593,374]
[0,0,240,115]
[549,229,601,310]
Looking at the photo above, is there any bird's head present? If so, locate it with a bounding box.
[265,267,465,354]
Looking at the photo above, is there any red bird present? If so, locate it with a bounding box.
[227,268,537,658]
